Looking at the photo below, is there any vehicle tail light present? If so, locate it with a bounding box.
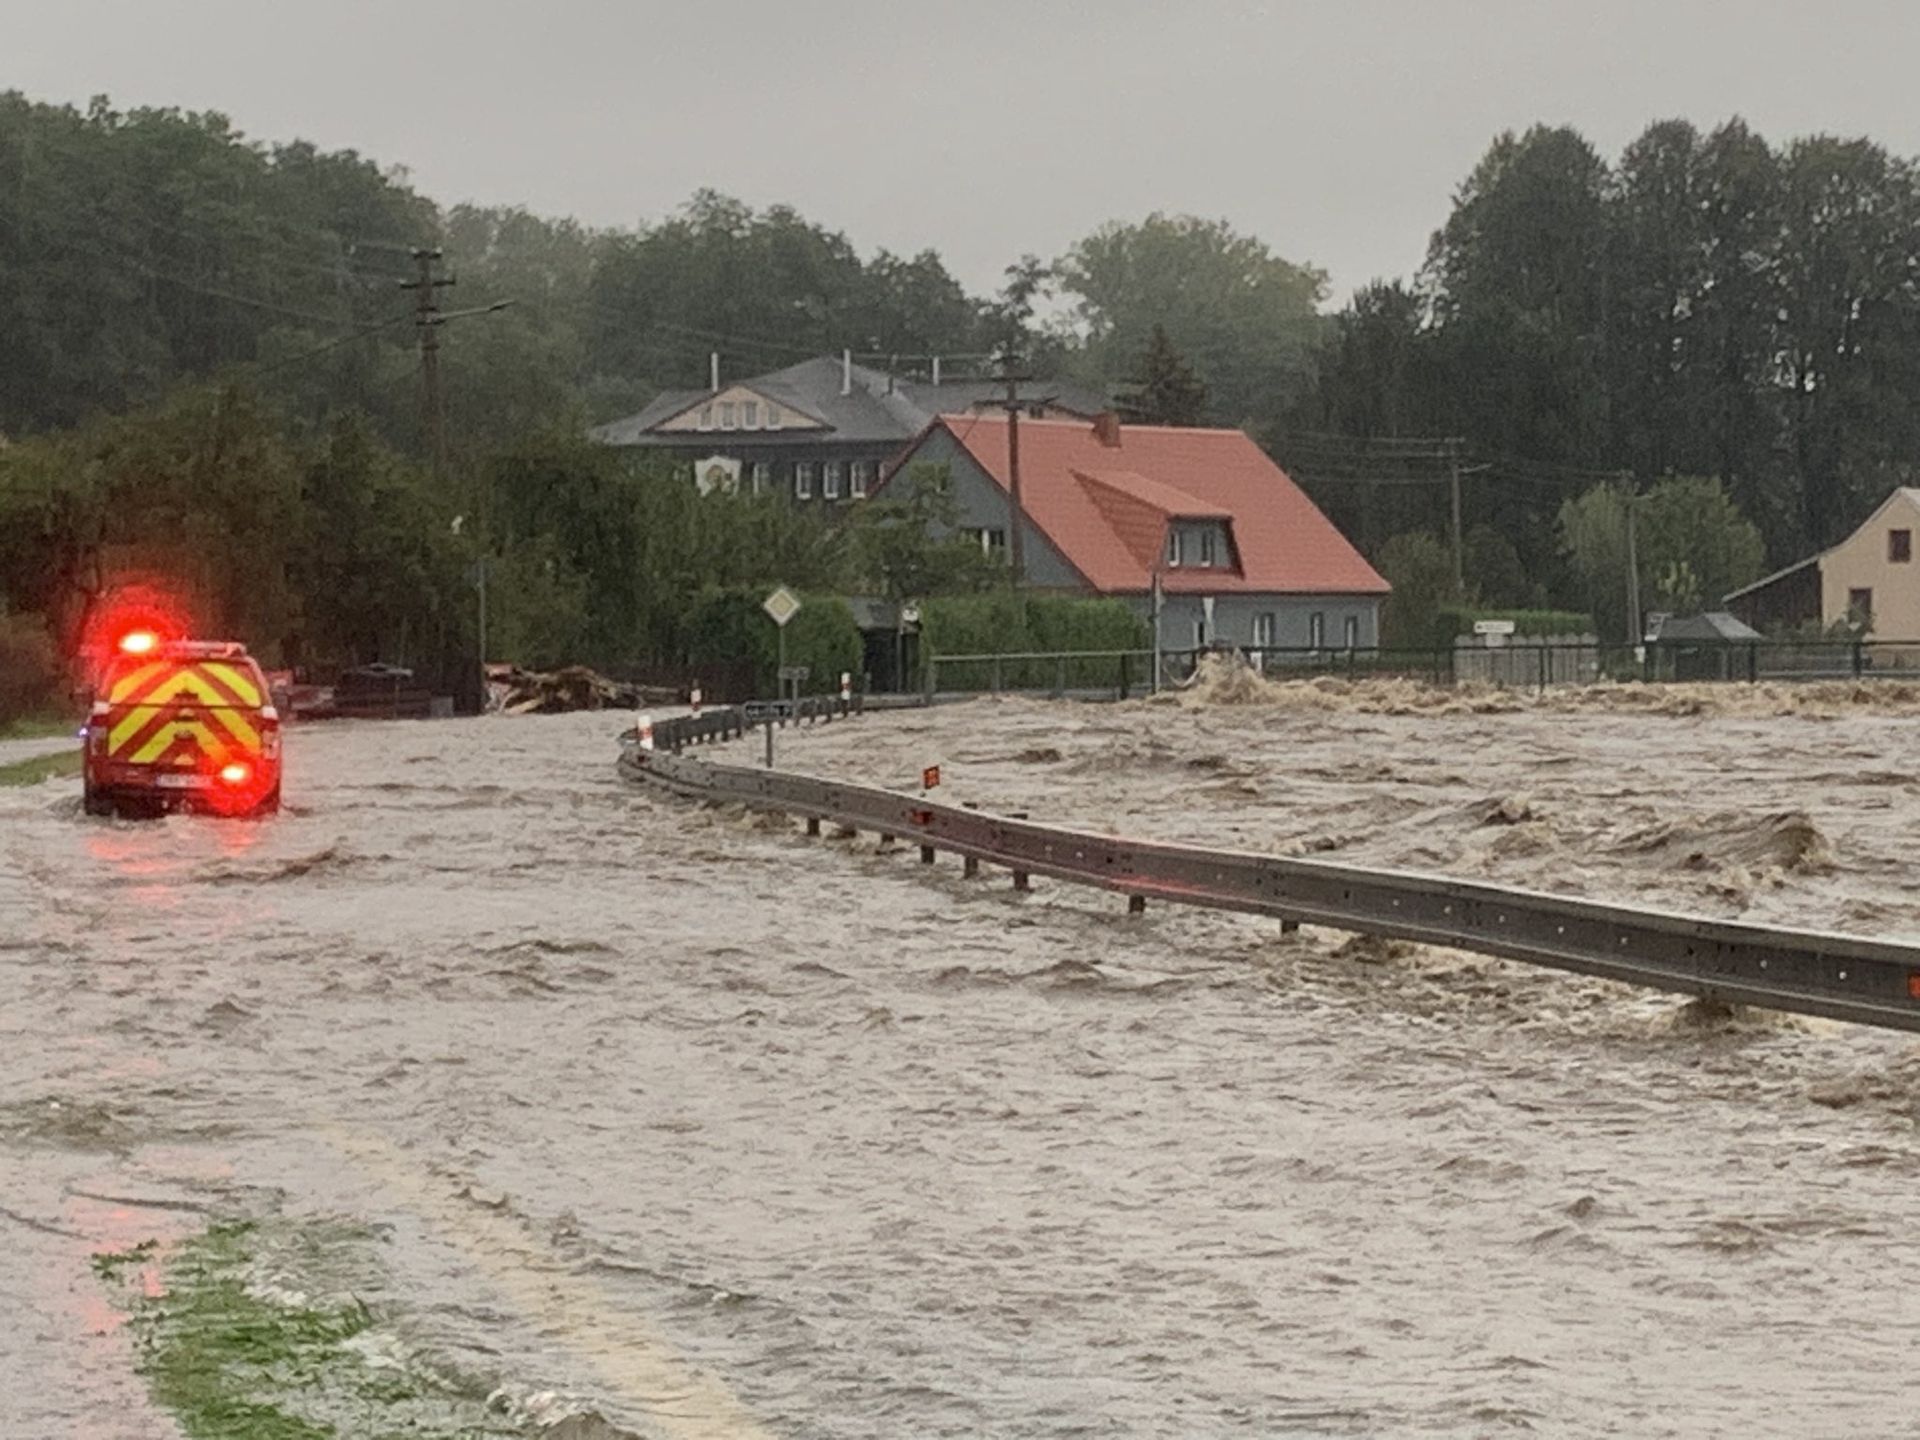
[118,630,158,656]
[219,762,253,787]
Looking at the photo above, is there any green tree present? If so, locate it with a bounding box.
[1558,475,1765,638]
[1120,325,1207,426]
[1375,531,1462,647]
[843,463,1001,600]
[1055,213,1326,431]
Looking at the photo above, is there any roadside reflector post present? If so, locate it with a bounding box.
[637,714,655,751]
[963,856,980,878]
[1012,870,1031,892]
[690,682,702,716]
[840,671,851,709]
[764,720,774,769]
[1128,895,1146,915]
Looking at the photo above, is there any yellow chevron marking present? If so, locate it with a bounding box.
[129,719,222,766]
[109,704,164,756]
[107,662,168,704]
[202,662,262,706]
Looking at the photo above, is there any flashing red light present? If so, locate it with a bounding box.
[118,630,159,656]
[219,762,253,787]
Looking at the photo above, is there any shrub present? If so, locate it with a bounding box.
[0,610,63,725]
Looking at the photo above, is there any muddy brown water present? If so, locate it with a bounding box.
[3,696,1918,1437]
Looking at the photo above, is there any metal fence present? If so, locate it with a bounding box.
[916,639,1920,698]
[620,704,1920,1037]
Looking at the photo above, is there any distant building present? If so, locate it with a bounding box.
[589,354,1109,508]
[1725,488,1920,635]
[878,413,1389,650]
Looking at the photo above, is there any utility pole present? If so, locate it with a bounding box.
[1447,437,1466,595]
[973,367,1055,589]
[400,248,456,482]
[1624,475,1643,647]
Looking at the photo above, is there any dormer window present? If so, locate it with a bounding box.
[1199,528,1218,567]
[765,404,783,431]
[1166,529,1183,568]
[742,400,760,429]
[718,402,736,430]
[698,404,714,431]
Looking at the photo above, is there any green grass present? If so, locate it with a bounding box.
[0,748,81,787]
[96,1219,530,1440]
[0,713,78,740]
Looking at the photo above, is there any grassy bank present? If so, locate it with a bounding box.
[95,1218,556,1439]
[0,748,80,787]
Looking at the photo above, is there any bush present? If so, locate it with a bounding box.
[682,588,862,696]
[920,594,1149,688]
[0,611,63,725]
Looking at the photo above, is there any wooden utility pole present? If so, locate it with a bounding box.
[973,369,1055,588]
[1447,437,1465,594]
[400,248,455,481]
[1624,476,1643,646]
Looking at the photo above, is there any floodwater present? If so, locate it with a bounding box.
[3,686,1919,1438]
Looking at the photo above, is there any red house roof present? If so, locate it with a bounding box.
[893,415,1388,595]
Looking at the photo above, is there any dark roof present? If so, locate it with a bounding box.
[1722,554,1819,604]
[1649,611,1764,643]
[590,356,1110,449]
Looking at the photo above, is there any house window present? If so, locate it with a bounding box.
[718,402,736,430]
[851,460,871,498]
[751,461,770,495]
[963,527,1006,558]
[824,461,844,500]
[765,404,782,431]
[1892,529,1912,563]
[698,404,714,431]
[795,462,815,500]
[1849,587,1874,625]
[1253,612,1275,649]
[1199,528,1217,568]
[742,400,760,430]
[1344,615,1360,651]
[1166,528,1183,568]
[1309,612,1326,650]
[1193,617,1209,648]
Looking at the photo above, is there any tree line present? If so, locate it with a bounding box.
[5,92,1919,689]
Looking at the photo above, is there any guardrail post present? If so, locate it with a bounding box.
[962,855,980,878]
[1011,869,1030,891]
[990,654,1003,693]
[1748,642,1758,684]
[1053,656,1066,698]
[1119,651,1131,700]
[1128,895,1146,915]
[923,656,936,706]
[1853,640,1865,677]
[806,816,820,836]
[920,844,936,865]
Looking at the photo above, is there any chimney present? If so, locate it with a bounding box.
[842,348,852,397]
[931,355,942,388]
[1093,411,1123,448]
[710,352,720,393]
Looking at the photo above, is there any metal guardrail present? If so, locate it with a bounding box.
[620,705,1920,1035]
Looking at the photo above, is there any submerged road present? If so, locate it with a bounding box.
[2,700,1917,1437]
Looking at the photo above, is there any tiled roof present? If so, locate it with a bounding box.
[907,414,1389,596]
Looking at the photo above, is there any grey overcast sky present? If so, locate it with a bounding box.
[11,0,1920,304]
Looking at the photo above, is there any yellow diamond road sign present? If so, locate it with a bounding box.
[762,586,802,628]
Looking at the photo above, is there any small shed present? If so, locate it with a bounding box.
[1647,611,1763,680]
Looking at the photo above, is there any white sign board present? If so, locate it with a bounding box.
[1473,619,1517,636]
[762,586,803,628]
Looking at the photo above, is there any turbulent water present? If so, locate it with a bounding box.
[4,694,1919,1438]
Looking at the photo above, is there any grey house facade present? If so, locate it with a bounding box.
[590,354,1109,513]
[881,414,1390,653]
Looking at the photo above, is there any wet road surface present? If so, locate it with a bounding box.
[3,693,1918,1437]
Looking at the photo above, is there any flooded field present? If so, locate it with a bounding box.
[4,686,1919,1437]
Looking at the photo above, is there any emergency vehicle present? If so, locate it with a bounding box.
[83,631,282,817]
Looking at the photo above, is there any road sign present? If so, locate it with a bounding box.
[778,665,810,683]
[743,700,793,723]
[763,586,802,628]
[1473,619,1516,636]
